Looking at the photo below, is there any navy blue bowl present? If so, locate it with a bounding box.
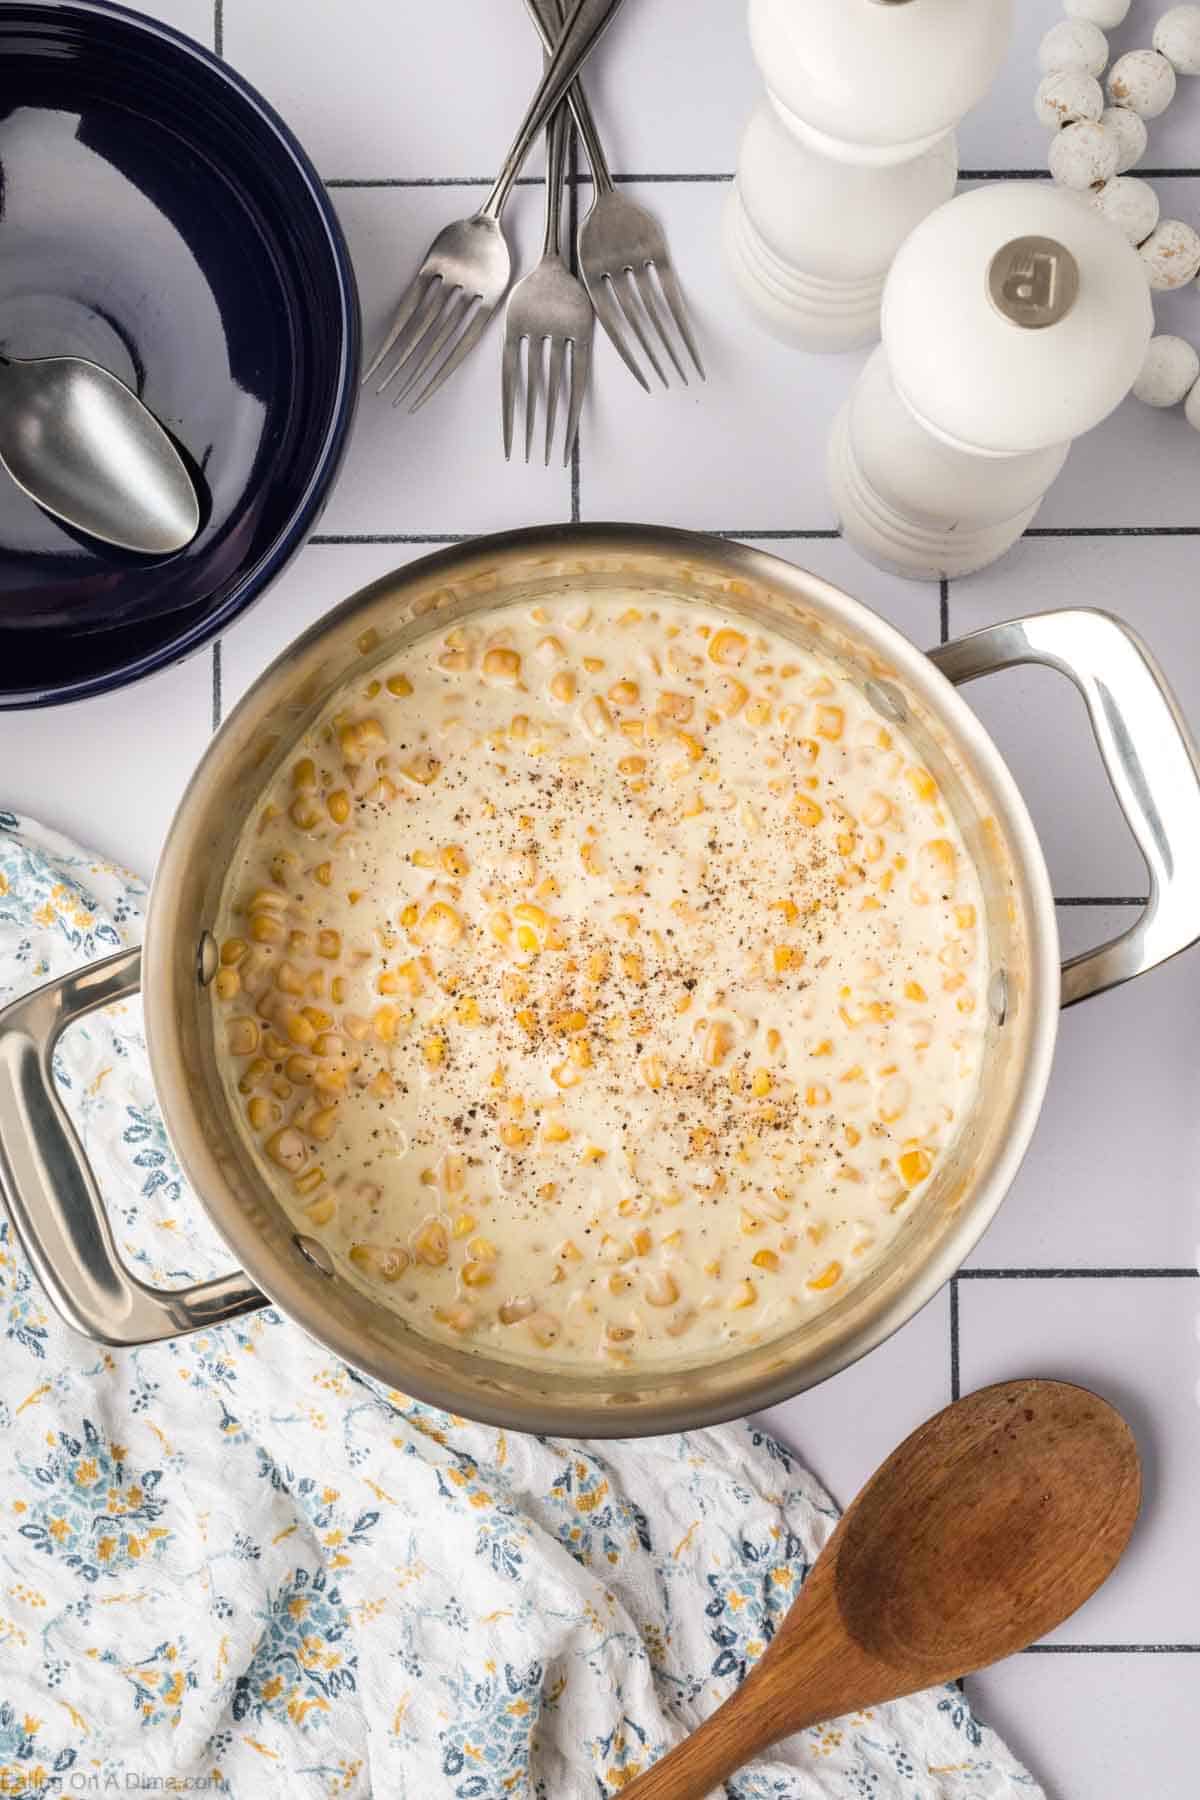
[0,0,359,707]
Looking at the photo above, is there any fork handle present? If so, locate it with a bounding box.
[523,0,616,196]
[483,0,625,218]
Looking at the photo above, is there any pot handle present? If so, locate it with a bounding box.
[930,607,1200,1007]
[0,946,267,1345]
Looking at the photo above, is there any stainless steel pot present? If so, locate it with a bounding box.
[2,526,1198,1435]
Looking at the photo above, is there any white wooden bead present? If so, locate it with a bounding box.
[1133,334,1200,404]
[1092,174,1161,243]
[1036,70,1105,126]
[1065,0,1130,24]
[1049,119,1120,188]
[1107,48,1178,116]
[1139,218,1200,287]
[1039,19,1109,76]
[1185,375,1200,429]
[1153,5,1200,75]
[1100,104,1149,170]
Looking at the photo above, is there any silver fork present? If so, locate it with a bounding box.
[501,51,593,461]
[362,0,627,413]
[524,0,704,391]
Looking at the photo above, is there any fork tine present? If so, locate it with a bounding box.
[523,336,542,465]
[654,260,705,380]
[587,273,650,393]
[363,272,436,385]
[391,291,472,407]
[525,336,543,464]
[613,269,668,388]
[544,336,566,468]
[563,332,589,468]
[377,279,447,394]
[501,332,521,462]
[632,262,687,385]
[409,303,495,414]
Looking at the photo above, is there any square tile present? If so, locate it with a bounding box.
[218,540,434,716]
[222,0,544,181]
[323,186,573,537]
[967,1652,1199,1800]
[961,0,1200,174]
[583,0,753,176]
[958,1274,1200,1644]
[967,908,1200,1272]
[580,182,867,531]
[0,652,213,882]
[946,536,1200,899]
[754,1288,951,1511]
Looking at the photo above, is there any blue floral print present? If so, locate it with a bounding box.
[0,818,1045,1798]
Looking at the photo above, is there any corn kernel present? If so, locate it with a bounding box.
[386,673,413,697]
[791,794,824,828]
[418,901,464,947]
[729,1279,757,1310]
[709,627,748,668]
[807,1261,843,1292]
[349,1243,409,1281]
[907,765,939,804]
[265,1127,306,1173]
[702,1021,733,1067]
[326,789,352,825]
[581,696,612,738]
[898,1147,932,1187]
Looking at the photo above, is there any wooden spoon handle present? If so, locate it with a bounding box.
[621,1669,804,1800]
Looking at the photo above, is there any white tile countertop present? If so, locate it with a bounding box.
[3,2,1198,1793]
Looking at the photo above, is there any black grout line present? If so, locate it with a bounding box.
[325,176,544,189]
[1022,1644,1200,1655]
[213,0,222,57]
[1055,895,1146,907]
[959,1267,1198,1280]
[949,1277,960,1404]
[309,533,473,545]
[938,577,949,646]
[210,642,222,733]
[322,168,1200,190]
[1026,526,1200,538]
[716,528,843,541]
[323,172,735,189]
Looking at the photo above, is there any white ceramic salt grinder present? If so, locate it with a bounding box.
[724,0,1013,352]
[827,183,1153,581]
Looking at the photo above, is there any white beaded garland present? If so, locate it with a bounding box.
[1037,2,1200,427]
[1133,334,1200,404]
[1049,117,1121,187]
[1100,103,1149,170]
[1039,18,1110,76]
[1107,47,1178,116]
[1065,0,1130,24]
[1035,69,1105,126]
[1138,217,1200,287]
[1153,4,1200,75]
[1092,174,1162,244]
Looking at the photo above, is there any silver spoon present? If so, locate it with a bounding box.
[0,352,201,556]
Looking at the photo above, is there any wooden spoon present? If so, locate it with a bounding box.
[622,1379,1140,1800]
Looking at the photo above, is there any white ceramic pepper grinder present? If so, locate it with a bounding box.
[723,0,1014,351]
[827,183,1153,581]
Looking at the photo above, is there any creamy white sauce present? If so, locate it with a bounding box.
[211,594,988,1368]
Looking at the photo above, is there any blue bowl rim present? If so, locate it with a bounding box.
[0,0,361,710]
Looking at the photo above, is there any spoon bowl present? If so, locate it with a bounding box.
[623,1380,1141,1799]
[0,354,201,556]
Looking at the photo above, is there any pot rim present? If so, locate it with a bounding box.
[143,523,1060,1433]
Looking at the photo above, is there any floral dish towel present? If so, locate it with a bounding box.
[0,813,1043,1799]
